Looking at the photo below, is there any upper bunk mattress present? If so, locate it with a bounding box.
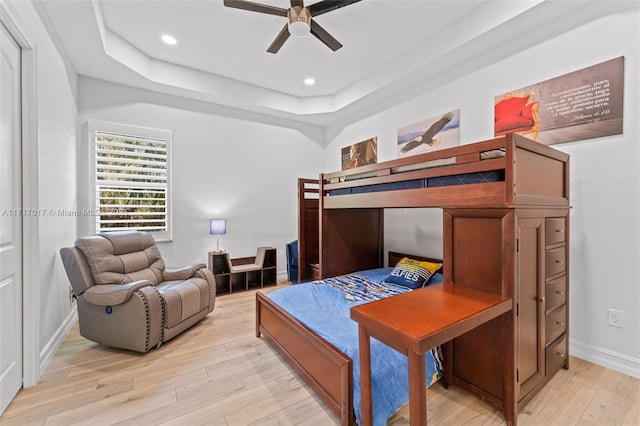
[328,169,505,196]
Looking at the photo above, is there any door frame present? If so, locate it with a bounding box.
[1,1,40,387]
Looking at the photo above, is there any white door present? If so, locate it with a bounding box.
[0,21,23,415]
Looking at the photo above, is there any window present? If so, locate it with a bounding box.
[88,121,172,241]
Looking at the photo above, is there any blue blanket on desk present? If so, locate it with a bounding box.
[268,268,443,426]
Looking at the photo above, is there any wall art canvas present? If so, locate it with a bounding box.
[397,109,460,158]
[494,56,624,145]
[341,137,377,170]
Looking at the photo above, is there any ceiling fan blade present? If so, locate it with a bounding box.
[223,0,288,17]
[267,24,291,54]
[290,0,304,7]
[309,20,342,51]
[308,0,361,17]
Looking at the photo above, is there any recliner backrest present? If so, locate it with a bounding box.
[75,231,165,286]
[60,246,96,297]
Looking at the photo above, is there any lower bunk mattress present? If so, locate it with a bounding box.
[267,267,444,426]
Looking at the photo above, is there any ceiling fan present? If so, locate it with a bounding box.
[223,0,362,53]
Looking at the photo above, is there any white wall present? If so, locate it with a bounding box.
[77,77,324,278]
[4,0,79,372]
[324,8,640,377]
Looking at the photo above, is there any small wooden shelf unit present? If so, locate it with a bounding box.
[208,248,277,295]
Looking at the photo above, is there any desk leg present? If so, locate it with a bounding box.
[358,324,373,426]
[408,352,427,426]
[442,341,453,389]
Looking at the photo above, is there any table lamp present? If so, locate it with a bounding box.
[210,219,226,252]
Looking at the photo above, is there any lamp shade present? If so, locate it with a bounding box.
[209,219,226,235]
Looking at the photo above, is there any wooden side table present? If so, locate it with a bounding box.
[350,283,512,426]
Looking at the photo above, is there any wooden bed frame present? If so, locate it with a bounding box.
[256,251,440,425]
[259,134,570,425]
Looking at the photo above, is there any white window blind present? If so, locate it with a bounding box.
[92,125,171,239]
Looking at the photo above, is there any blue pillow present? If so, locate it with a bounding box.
[385,257,443,289]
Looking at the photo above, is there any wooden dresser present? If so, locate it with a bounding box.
[544,217,569,378]
[443,206,569,420]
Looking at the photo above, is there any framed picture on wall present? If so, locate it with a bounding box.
[397,109,460,158]
[341,137,377,170]
[494,56,624,145]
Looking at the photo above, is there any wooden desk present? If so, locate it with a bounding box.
[350,283,512,426]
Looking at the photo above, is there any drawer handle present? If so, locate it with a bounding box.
[557,352,566,359]
[556,290,564,295]
[556,321,564,327]
[555,260,564,264]
[538,297,545,304]
[555,229,563,233]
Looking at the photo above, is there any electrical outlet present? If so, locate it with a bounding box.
[608,308,623,328]
[69,286,75,304]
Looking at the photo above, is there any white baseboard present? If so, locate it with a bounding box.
[39,306,77,375]
[570,338,640,379]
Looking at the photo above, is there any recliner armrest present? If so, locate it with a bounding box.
[162,263,207,281]
[83,280,153,306]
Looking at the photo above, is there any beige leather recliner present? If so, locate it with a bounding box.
[60,231,216,353]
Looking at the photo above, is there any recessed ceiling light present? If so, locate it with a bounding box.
[304,77,316,86]
[161,34,177,45]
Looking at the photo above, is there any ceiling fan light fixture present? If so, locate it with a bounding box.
[289,21,310,37]
[288,6,311,37]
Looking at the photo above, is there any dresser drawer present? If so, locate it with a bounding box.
[545,305,567,345]
[545,275,567,312]
[546,217,566,246]
[545,246,566,278]
[545,334,567,376]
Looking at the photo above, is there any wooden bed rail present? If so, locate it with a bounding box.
[323,136,507,181]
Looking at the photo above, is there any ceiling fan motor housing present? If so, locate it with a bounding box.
[288,6,311,36]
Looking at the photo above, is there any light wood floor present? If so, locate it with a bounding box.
[1,284,638,426]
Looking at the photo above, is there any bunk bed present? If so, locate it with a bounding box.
[257,134,570,425]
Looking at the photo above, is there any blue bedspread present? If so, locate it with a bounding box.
[267,268,444,426]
